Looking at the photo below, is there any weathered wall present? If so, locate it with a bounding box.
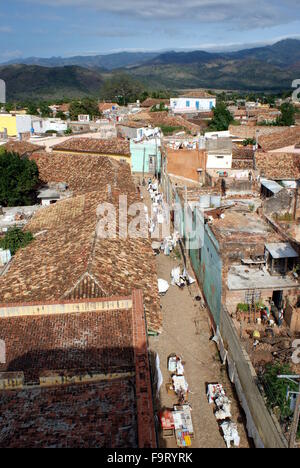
[226,288,298,316]
[263,189,293,217]
[285,305,300,333]
[167,149,206,182]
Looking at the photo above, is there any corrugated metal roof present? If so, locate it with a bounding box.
[265,242,298,259]
[261,178,283,194]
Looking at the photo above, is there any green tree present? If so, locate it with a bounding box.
[277,103,296,126]
[69,98,100,121]
[209,101,234,131]
[100,73,144,105]
[0,151,39,207]
[26,102,39,116]
[55,110,67,120]
[39,103,52,118]
[0,227,33,255]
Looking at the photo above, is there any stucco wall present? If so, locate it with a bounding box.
[167,149,206,181]
[0,115,17,137]
[130,141,161,174]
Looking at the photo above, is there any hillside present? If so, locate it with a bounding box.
[128,39,300,91]
[0,65,104,100]
[1,39,300,100]
[2,52,160,71]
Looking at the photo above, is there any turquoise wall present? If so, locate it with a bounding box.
[189,208,222,325]
[130,141,161,174]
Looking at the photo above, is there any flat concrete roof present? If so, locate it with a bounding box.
[227,265,298,291]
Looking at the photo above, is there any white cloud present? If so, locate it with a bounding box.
[24,0,300,28]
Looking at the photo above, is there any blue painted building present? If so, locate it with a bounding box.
[130,139,162,175]
[189,207,223,326]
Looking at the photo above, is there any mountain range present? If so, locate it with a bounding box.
[1,39,300,100]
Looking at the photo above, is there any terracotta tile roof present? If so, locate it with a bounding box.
[180,91,214,99]
[98,102,118,112]
[0,308,135,380]
[259,127,300,151]
[255,152,300,180]
[57,103,70,113]
[0,378,137,448]
[229,124,291,140]
[30,151,134,195]
[232,144,254,159]
[129,110,200,134]
[0,189,161,333]
[4,140,45,156]
[51,137,130,156]
[141,98,169,108]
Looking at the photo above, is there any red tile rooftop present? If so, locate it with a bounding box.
[256,151,300,180]
[51,137,130,156]
[0,378,137,448]
[30,151,134,196]
[0,308,134,381]
[0,189,161,334]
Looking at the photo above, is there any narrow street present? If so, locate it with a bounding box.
[139,183,250,448]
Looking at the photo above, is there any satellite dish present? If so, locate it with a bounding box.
[0,79,6,104]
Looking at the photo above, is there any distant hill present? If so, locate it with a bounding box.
[0,64,104,100]
[2,52,160,71]
[1,39,300,100]
[127,39,300,91]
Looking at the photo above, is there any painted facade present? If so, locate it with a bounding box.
[130,139,161,174]
[170,97,216,114]
[189,207,223,325]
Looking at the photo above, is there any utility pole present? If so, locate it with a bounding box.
[277,375,300,448]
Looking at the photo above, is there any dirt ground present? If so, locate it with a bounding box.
[140,184,251,448]
[149,253,251,448]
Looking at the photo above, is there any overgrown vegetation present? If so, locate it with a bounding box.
[69,98,101,121]
[261,364,298,420]
[0,151,39,207]
[209,101,234,131]
[159,125,184,135]
[99,73,144,105]
[242,138,256,146]
[0,227,33,255]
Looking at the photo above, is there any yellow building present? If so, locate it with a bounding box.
[0,114,17,137]
[0,114,32,137]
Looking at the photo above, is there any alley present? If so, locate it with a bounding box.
[139,183,250,448]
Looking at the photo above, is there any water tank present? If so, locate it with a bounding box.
[199,195,211,209]
[210,195,221,208]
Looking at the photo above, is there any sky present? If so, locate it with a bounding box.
[1,0,300,61]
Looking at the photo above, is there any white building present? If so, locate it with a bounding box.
[32,118,68,134]
[170,93,216,114]
[205,136,233,170]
